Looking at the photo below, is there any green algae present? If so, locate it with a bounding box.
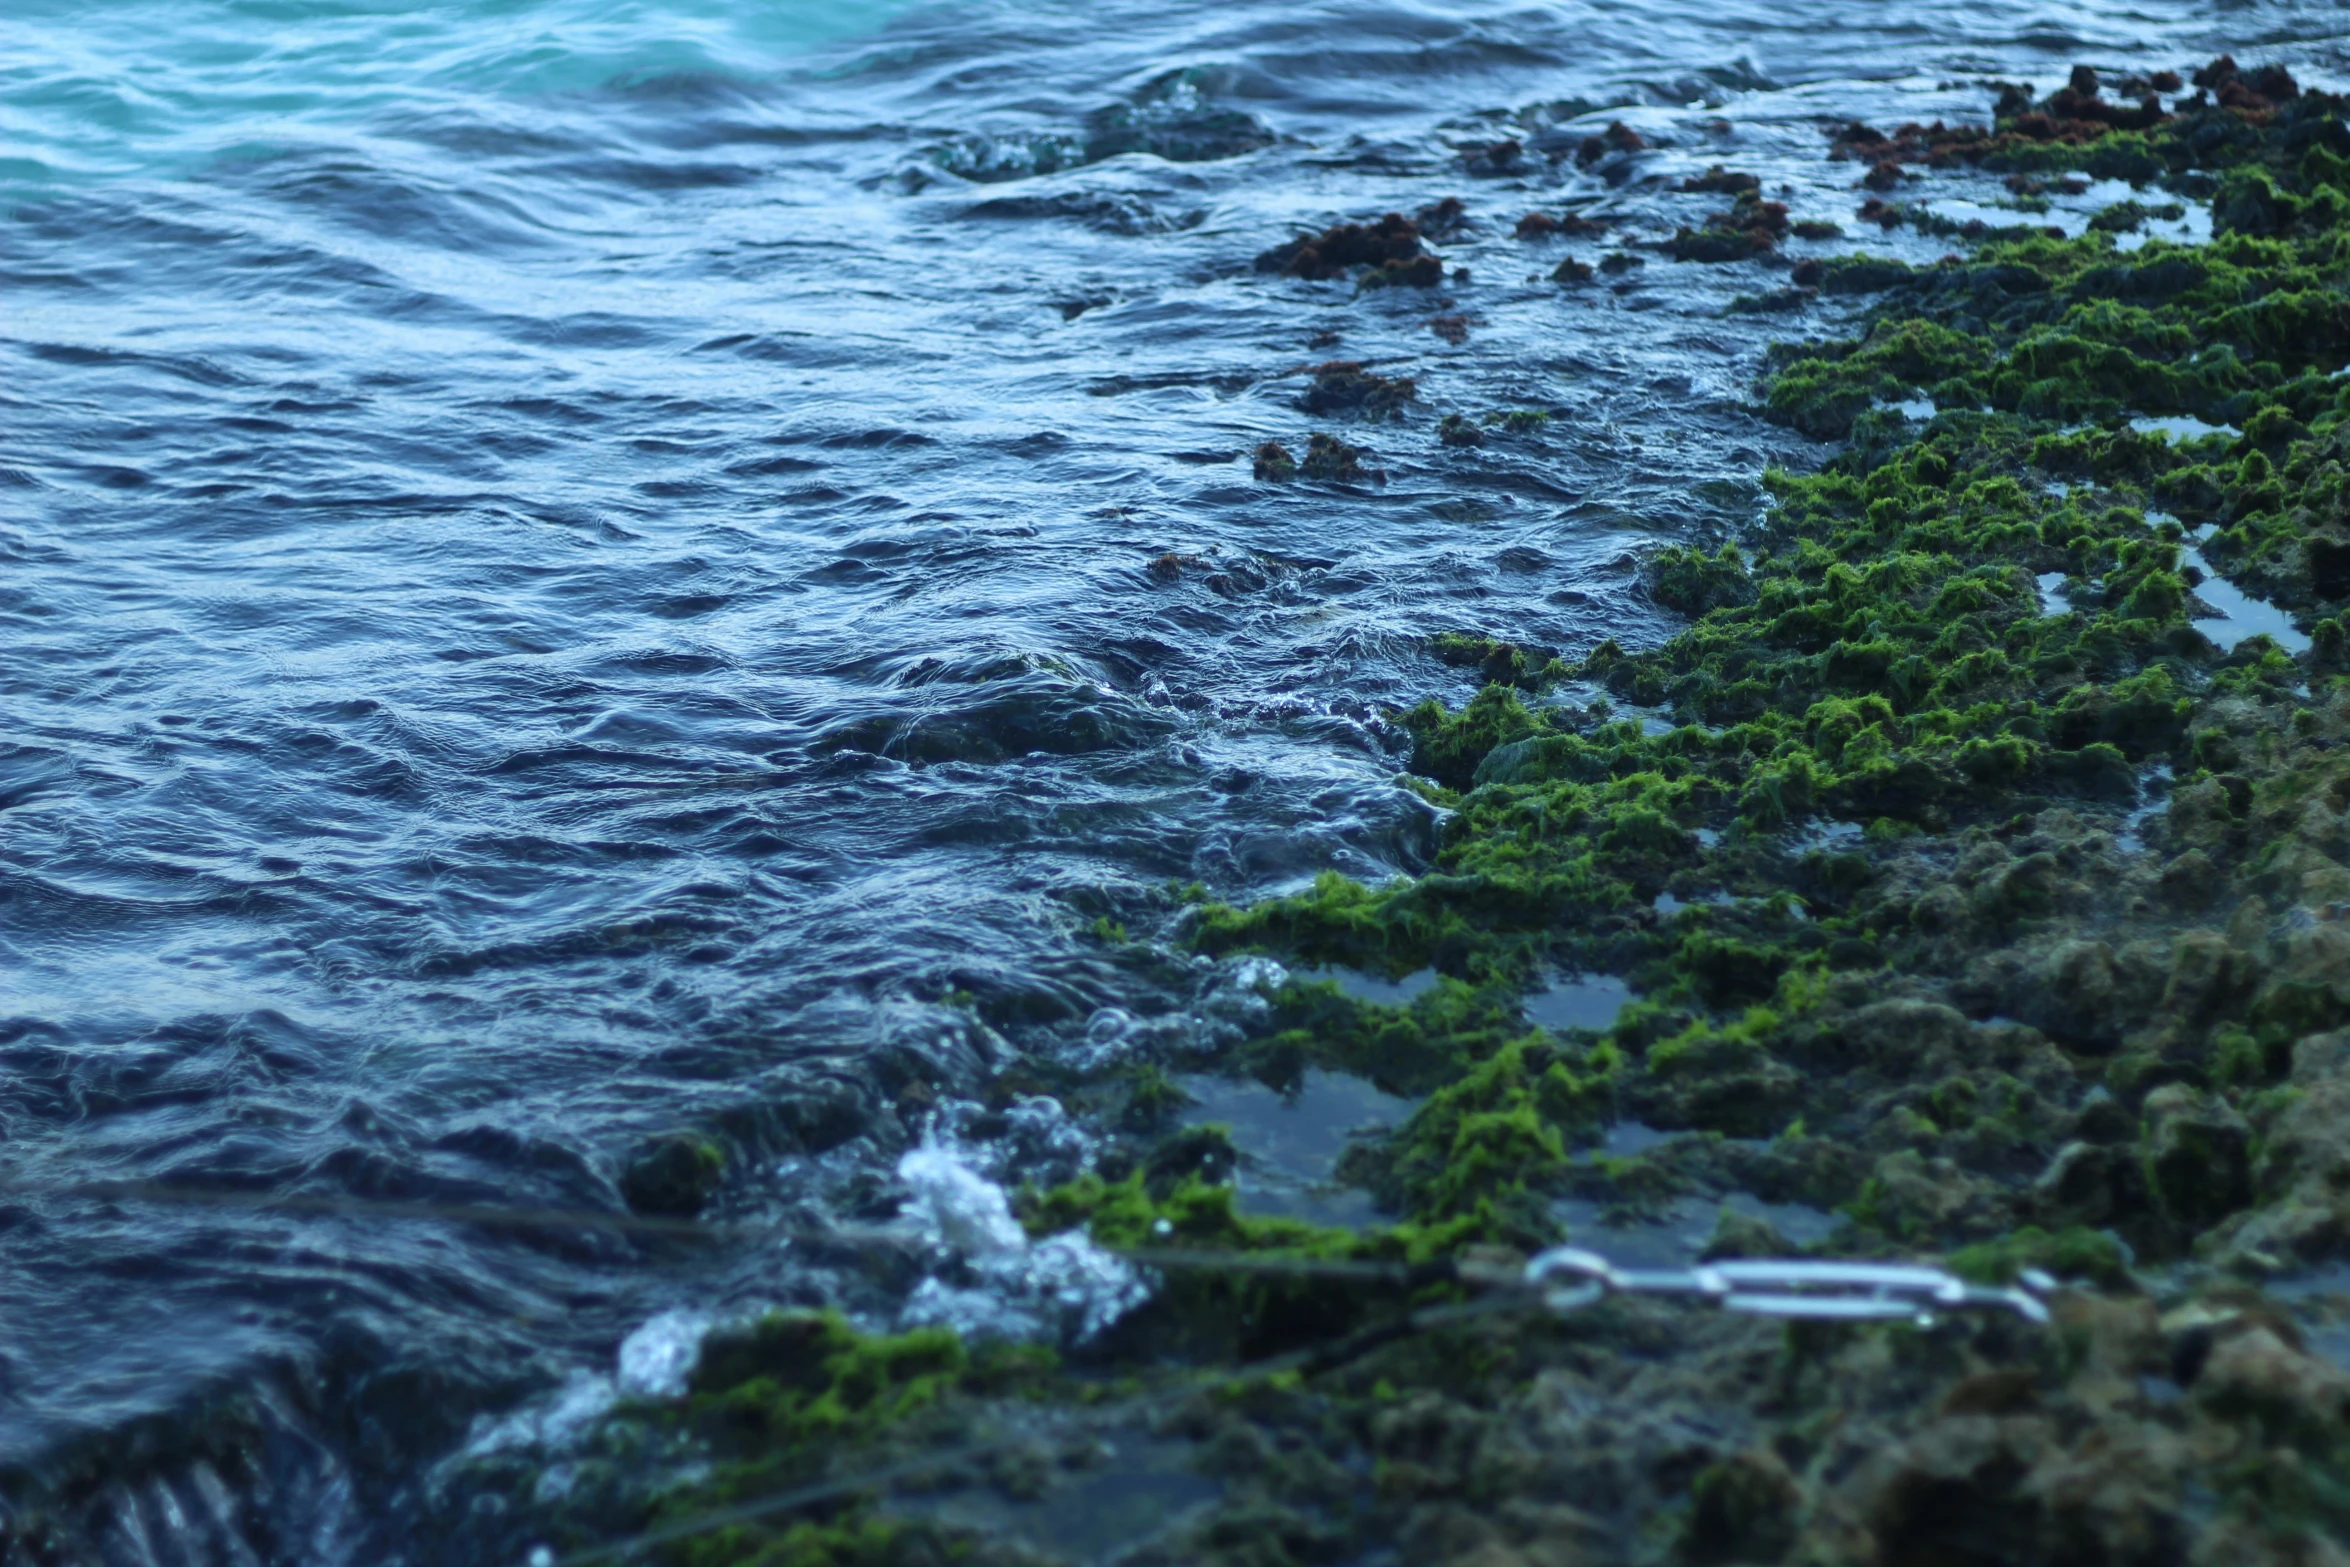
[500,1312,1067,1567]
[1176,68,2350,1280]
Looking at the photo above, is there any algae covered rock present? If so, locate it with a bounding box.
[2143,1083,2254,1229]
[1838,998,1972,1075]
[618,1130,727,1217]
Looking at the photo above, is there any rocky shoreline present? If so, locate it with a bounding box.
[476,56,2350,1567]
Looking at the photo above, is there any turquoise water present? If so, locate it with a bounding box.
[4,0,920,183]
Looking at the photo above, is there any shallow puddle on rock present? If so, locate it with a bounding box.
[2264,1264,2350,1302]
[2115,763,2173,852]
[1527,973,1633,1033]
[2036,569,2069,615]
[1293,965,1438,1007]
[1179,1068,1414,1227]
[2130,413,2239,444]
[2245,1266,2350,1370]
[1548,1188,1843,1271]
[1787,819,1865,858]
[2182,536,2313,654]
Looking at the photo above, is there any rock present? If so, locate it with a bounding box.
[1683,1448,1801,1563]
[1953,838,2013,884]
[2193,1327,2350,1442]
[1700,1205,1792,1261]
[2215,1035,2350,1262]
[1840,999,1971,1074]
[2142,1085,2253,1230]
[2164,776,2238,853]
[1975,850,2064,922]
[619,1132,727,1217]
[1910,882,1969,932]
[2161,930,2260,1024]
[1639,1058,1805,1138]
[1143,1123,1237,1195]
[1852,1415,2057,1565]
[1398,1504,1502,1562]
[2158,849,2225,908]
[1862,1150,1985,1238]
[2018,939,2128,1049]
[2032,1139,2148,1228]
[2225,896,2271,952]
[1438,413,1485,448]
[2293,1027,2350,1084]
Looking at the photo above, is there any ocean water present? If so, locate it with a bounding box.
[7,0,2350,1558]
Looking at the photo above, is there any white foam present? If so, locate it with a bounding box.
[463,1372,616,1458]
[898,1137,1028,1255]
[893,1135,1150,1342]
[617,1307,711,1400]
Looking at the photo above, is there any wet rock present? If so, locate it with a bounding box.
[2192,54,2300,116]
[1253,440,1297,481]
[1143,1123,1237,1196]
[1669,191,1788,262]
[1681,166,1760,196]
[2214,1030,2350,1261]
[1683,1447,1800,1562]
[1698,1205,1791,1261]
[1910,882,1969,933]
[1850,1415,2060,1565]
[1859,1149,1985,1239]
[619,1131,726,1217]
[1299,432,1378,482]
[2158,849,2225,908]
[1438,413,1485,448]
[1840,999,1972,1075]
[1551,256,1594,284]
[1643,542,1754,617]
[1462,138,1524,177]
[1639,1057,1803,1137]
[2194,1327,2350,1441]
[2143,1084,2253,1231]
[2160,929,2260,1023]
[1574,120,1645,168]
[1365,254,1447,288]
[1256,211,1430,282]
[1299,361,1417,419]
[2031,1139,2149,1229]
[1416,195,1469,238]
[2014,939,2130,1049]
[2164,775,2240,854]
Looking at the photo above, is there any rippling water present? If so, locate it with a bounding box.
[8,0,2350,1557]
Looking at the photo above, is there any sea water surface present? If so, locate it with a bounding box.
[7,0,2350,1558]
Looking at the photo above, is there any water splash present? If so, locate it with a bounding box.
[896,1133,1150,1341]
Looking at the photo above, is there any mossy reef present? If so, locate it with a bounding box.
[502,58,2350,1567]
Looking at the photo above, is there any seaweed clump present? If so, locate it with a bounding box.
[1251,432,1378,483]
[1188,63,2350,1279]
[1255,211,1442,286]
[1297,360,1416,420]
[1670,190,1789,262]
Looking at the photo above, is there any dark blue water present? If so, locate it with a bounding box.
[8,1,2350,1558]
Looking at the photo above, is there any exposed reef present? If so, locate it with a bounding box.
[515,57,2350,1567]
